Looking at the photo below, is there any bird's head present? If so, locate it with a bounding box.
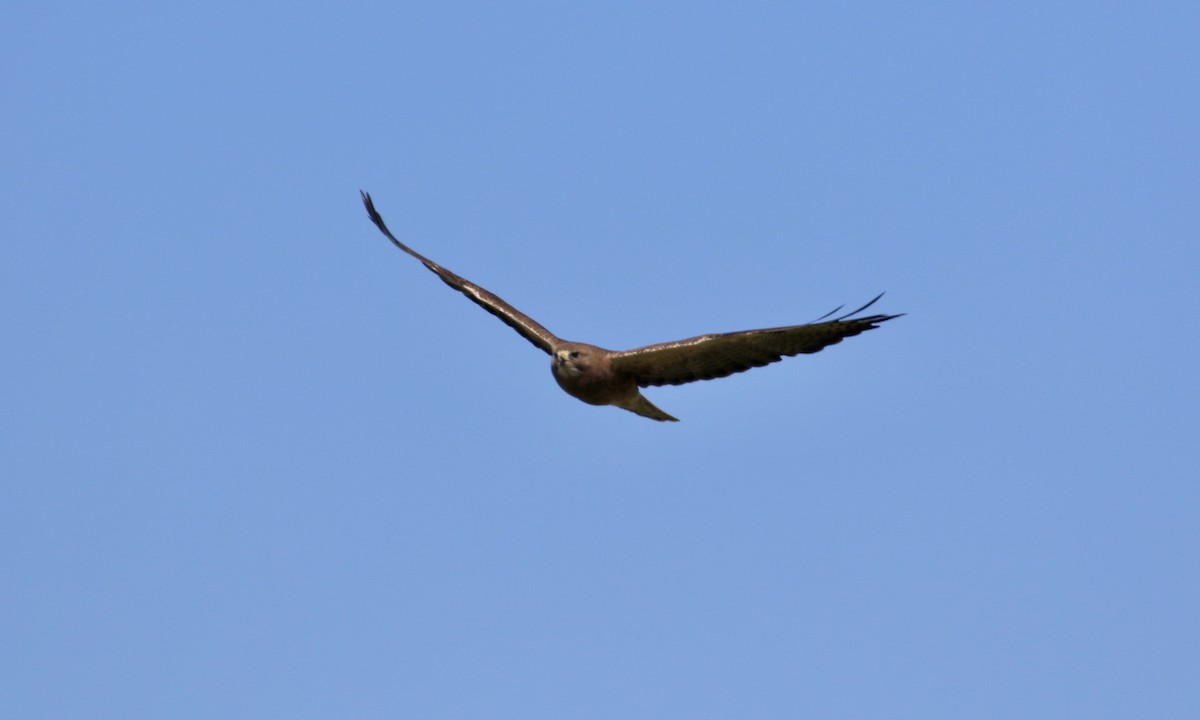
[553,343,593,378]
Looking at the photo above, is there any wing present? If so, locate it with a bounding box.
[361,191,558,355]
[609,295,902,387]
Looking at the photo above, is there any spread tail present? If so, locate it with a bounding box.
[614,392,679,422]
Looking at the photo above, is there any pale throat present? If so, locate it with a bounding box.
[553,359,582,379]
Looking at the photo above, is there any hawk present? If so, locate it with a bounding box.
[361,192,901,422]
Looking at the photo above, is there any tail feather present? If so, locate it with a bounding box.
[614,392,679,422]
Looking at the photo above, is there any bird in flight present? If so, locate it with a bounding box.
[361,191,901,422]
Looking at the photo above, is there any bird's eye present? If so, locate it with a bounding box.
[570,351,580,359]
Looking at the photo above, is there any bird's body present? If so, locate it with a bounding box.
[551,342,677,421]
[552,343,623,406]
[360,191,901,422]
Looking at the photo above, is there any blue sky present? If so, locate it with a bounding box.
[3,1,1197,717]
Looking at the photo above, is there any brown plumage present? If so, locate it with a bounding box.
[361,191,902,422]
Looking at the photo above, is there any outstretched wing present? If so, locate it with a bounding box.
[610,295,902,387]
[361,191,558,355]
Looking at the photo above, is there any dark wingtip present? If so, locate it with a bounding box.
[360,190,379,219]
[360,190,398,241]
[811,303,846,323]
[813,293,900,324]
[836,292,886,321]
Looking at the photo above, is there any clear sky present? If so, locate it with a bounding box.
[3,1,1197,718]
